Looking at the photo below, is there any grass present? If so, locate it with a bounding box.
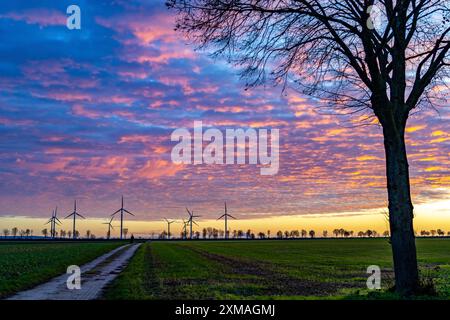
[105,238,450,300]
[0,241,123,298]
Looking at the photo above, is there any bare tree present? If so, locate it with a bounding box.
[3,229,9,238]
[169,0,450,295]
[332,229,339,238]
[42,228,48,238]
[11,227,18,238]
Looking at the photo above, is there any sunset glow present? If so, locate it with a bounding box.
[0,1,449,237]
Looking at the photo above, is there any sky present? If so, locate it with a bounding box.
[0,0,449,237]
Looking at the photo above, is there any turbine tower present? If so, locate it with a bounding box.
[65,200,85,239]
[186,208,200,239]
[164,218,175,239]
[111,196,134,239]
[217,202,236,239]
[181,219,189,239]
[102,216,115,239]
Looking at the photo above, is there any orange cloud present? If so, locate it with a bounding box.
[137,160,184,180]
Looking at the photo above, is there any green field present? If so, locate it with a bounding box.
[105,238,450,300]
[0,241,123,298]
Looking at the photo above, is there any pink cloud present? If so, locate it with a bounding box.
[1,9,65,27]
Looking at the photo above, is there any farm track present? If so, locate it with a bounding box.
[7,243,141,300]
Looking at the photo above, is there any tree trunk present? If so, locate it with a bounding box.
[383,123,419,295]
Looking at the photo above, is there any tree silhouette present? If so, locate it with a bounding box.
[11,227,18,238]
[3,229,9,238]
[277,230,283,238]
[169,0,450,295]
[333,229,340,238]
[42,228,48,238]
[123,228,129,239]
[322,230,328,238]
[309,230,315,238]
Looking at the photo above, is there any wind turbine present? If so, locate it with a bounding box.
[164,218,175,239]
[45,207,61,238]
[65,200,85,239]
[181,219,189,239]
[111,196,134,239]
[186,208,200,239]
[102,216,115,239]
[217,202,236,239]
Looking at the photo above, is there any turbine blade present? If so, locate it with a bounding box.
[217,214,225,220]
[111,209,121,216]
[192,221,199,226]
[228,214,237,219]
[76,213,86,219]
[65,212,74,219]
[55,217,62,223]
[124,209,134,216]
